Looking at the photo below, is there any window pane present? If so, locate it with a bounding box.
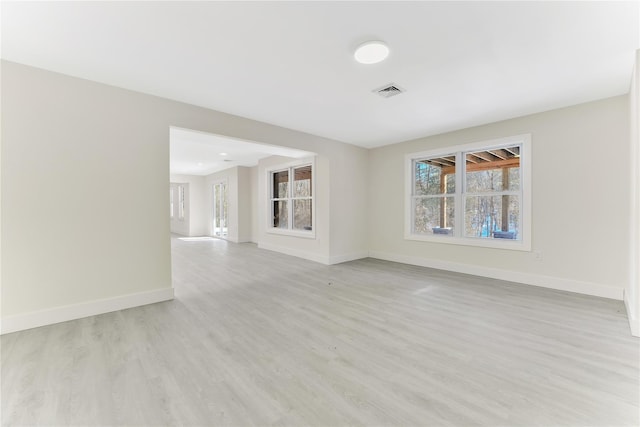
[466,169,502,193]
[413,197,455,235]
[466,167,521,193]
[414,157,455,196]
[272,170,289,198]
[293,199,312,231]
[465,195,520,239]
[178,186,185,219]
[214,185,221,229]
[293,165,312,197]
[465,146,520,193]
[272,200,288,228]
[508,167,520,191]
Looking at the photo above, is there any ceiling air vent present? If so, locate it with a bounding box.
[374,83,405,98]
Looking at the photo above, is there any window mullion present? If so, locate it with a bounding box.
[466,191,520,197]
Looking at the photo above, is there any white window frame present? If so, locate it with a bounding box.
[267,157,316,239]
[169,185,175,219]
[178,184,186,221]
[405,134,531,251]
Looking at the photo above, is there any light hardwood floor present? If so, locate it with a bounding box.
[2,236,639,426]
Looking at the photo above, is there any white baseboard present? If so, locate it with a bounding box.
[257,242,368,266]
[258,242,330,264]
[368,251,624,300]
[328,251,369,265]
[624,292,639,337]
[1,288,175,335]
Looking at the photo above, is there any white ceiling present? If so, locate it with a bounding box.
[170,127,314,176]
[2,2,638,148]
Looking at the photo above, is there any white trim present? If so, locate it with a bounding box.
[266,228,316,239]
[258,242,329,265]
[369,251,624,300]
[257,243,365,265]
[266,157,316,238]
[624,291,639,337]
[177,183,187,221]
[402,233,531,251]
[0,288,175,335]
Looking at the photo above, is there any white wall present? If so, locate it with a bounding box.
[249,166,259,243]
[237,166,253,243]
[1,60,367,333]
[627,50,640,336]
[254,148,369,264]
[197,166,253,243]
[257,155,331,263]
[170,174,206,236]
[169,182,190,236]
[2,62,173,330]
[369,96,630,300]
[4,59,632,335]
[329,142,369,264]
[204,167,238,241]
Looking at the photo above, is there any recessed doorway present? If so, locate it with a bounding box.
[212,181,228,238]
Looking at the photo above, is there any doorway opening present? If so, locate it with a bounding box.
[212,181,228,238]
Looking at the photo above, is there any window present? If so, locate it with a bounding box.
[170,186,174,218]
[406,135,530,250]
[212,181,228,238]
[413,153,456,235]
[268,161,314,236]
[178,185,185,220]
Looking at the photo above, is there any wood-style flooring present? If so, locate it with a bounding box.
[2,236,639,426]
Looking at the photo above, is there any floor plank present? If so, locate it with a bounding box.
[2,236,638,426]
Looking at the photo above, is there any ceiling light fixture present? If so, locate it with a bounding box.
[197,162,204,166]
[219,152,228,156]
[354,41,389,64]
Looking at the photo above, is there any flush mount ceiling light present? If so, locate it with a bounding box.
[219,152,228,156]
[354,41,389,64]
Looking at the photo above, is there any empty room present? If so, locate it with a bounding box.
[1,1,639,426]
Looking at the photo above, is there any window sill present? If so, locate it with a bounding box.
[404,233,531,251]
[267,228,316,239]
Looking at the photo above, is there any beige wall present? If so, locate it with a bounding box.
[1,61,367,326]
[204,167,238,240]
[1,59,633,333]
[329,142,370,263]
[627,50,640,336]
[257,155,331,263]
[170,174,206,236]
[256,149,369,264]
[368,95,630,298]
[169,182,190,236]
[2,62,172,318]
[203,166,254,243]
[237,166,253,243]
[249,166,259,243]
